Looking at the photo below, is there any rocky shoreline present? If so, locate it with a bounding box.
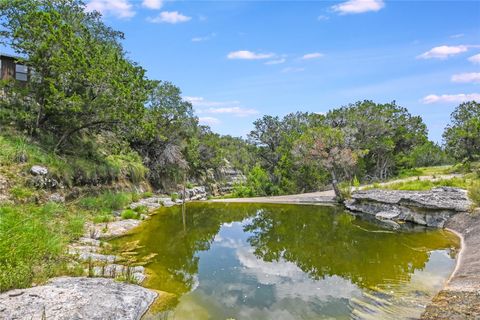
[0,188,204,320]
[345,187,480,319]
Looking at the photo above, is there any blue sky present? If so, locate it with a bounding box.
[56,1,480,141]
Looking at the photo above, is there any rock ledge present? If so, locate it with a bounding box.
[0,277,157,320]
[345,187,472,227]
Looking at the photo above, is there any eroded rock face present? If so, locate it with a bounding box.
[345,187,472,228]
[0,277,157,320]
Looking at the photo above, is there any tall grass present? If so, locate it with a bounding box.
[0,203,84,292]
[0,132,147,187]
[382,177,469,191]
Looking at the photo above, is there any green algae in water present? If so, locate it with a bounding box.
[109,202,460,320]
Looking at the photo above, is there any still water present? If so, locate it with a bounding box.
[109,202,459,320]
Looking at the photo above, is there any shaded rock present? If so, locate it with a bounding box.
[346,187,472,227]
[0,277,157,320]
[30,165,48,176]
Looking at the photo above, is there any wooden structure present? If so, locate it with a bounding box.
[0,53,28,82]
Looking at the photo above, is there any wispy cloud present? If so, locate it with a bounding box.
[85,0,135,19]
[192,33,216,42]
[417,45,468,59]
[282,67,305,73]
[198,117,220,125]
[142,0,162,10]
[317,15,330,21]
[450,33,464,39]
[227,50,274,60]
[301,52,324,60]
[421,93,480,104]
[185,96,259,117]
[332,0,385,15]
[451,73,480,83]
[147,11,191,24]
[265,58,286,65]
[468,53,480,65]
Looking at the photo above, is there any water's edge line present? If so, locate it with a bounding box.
[444,227,465,287]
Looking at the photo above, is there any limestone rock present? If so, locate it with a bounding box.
[0,277,157,320]
[48,193,65,203]
[346,187,472,227]
[85,219,141,239]
[129,197,162,210]
[30,165,48,176]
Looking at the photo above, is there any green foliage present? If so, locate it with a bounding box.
[380,177,469,191]
[0,203,84,292]
[170,193,179,202]
[133,205,149,215]
[121,209,139,219]
[402,141,452,168]
[1,0,150,150]
[78,191,131,213]
[444,101,480,161]
[233,165,275,197]
[468,181,480,208]
[10,186,35,201]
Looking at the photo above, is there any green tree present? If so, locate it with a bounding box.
[0,0,149,151]
[443,101,480,161]
[296,126,362,201]
[326,100,427,180]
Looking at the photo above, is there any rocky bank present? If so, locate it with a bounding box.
[345,187,472,228]
[0,277,157,320]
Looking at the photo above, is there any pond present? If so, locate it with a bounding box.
[109,202,459,320]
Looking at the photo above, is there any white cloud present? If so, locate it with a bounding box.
[85,0,135,19]
[317,15,330,21]
[301,52,324,60]
[192,33,216,42]
[421,93,480,104]
[227,50,274,60]
[282,67,305,73]
[185,96,259,117]
[198,117,220,125]
[265,58,286,65]
[451,72,480,83]
[147,11,191,24]
[417,45,468,59]
[332,0,385,15]
[142,0,162,9]
[201,107,259,117]
[468,53,480,65]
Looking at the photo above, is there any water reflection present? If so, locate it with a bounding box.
[109,202,459,319]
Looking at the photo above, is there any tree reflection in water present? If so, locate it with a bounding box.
[109,202,459,315]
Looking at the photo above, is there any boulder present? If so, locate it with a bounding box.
[345,187,472,228]
[0,277,157,320]
[30,165,48,176]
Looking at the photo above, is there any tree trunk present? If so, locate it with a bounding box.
[330,170,343,203]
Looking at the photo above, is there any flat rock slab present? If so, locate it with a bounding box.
[86,219,141,239]
[350,187,471,211]
[0,277,157,320]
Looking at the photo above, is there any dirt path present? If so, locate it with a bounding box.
[211,174,462,205]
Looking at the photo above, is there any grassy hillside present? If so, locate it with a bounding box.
[0,130,152,292]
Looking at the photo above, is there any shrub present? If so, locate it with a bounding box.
[468,181,480,208]
[170,193,179,202]
[121,209,139,220]
[133,205,148,215]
